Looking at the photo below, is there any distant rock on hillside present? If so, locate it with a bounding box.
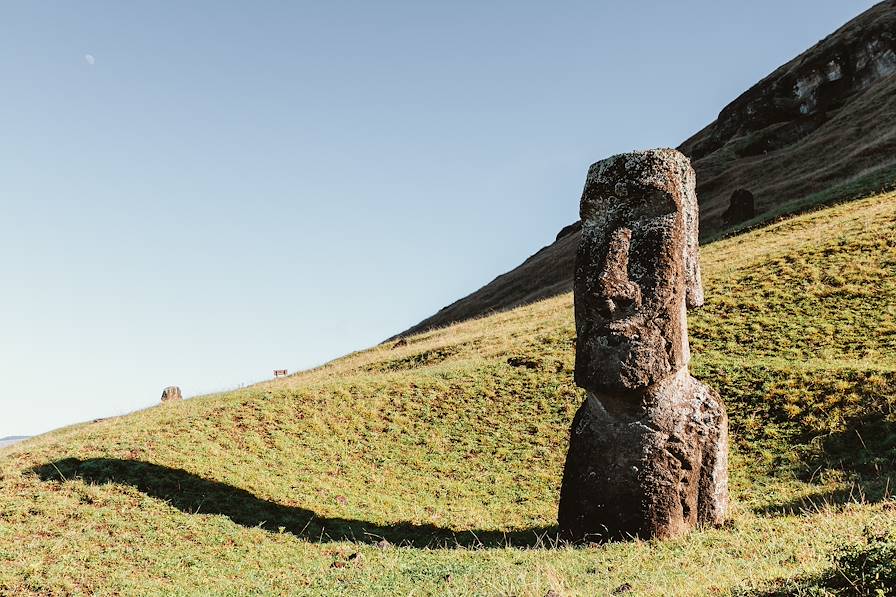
[395,0,896,339]
[160,386,182,402]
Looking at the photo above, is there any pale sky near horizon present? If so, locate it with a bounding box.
[1,1,879,438]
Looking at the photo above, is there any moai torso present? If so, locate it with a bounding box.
[559,149,728,541]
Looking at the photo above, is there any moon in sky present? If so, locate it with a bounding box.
[84,54,95,65]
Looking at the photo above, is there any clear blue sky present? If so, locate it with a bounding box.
[0,1,877,437]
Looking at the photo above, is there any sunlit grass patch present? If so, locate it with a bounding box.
[1,192,895,595]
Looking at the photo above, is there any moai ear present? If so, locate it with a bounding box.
[682,163,705,308]
[685,243,704,308]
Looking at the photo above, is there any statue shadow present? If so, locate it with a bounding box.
[31,458,559,549]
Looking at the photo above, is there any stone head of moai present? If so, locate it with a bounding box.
[574,148,704,393]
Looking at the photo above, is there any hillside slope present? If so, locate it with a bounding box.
[397,0,896,339]
[682,0,896,231]
[0,437,28,449]
[1,193,895,595]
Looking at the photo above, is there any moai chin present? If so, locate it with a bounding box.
[558,148,728,541]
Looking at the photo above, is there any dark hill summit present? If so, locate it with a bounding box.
[682,0,896,231]
[397,0,896,339]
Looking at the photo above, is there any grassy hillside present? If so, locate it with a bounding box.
[2,193,895,595]
[397,3,896,340]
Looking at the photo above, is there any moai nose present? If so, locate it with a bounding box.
[597,227,642,317]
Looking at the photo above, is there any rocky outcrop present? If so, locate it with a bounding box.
[680,0,896,231]
[394,2,896,340]
[558,150,728,541]
[161,386,182,402]
[683,2,896,163]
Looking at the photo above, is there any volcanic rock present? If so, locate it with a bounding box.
[160,386,182,402]
[722,189,756,226]
[558,149,728,541]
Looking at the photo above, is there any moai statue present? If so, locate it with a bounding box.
[161,386,182,402]
[722,188,756,227]
[558,149,728,541]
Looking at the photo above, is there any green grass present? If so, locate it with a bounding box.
[2,192,896,595]
[738,530,896,596]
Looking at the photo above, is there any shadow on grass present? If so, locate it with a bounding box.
[32,458,558,549]
[733,530,896,596]
[752,480,892,517]
[753,417,896,517]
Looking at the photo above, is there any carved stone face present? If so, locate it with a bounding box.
[574,149,703,393]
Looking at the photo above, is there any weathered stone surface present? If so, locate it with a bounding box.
[160,386,182,402]
[559,370,728,540]
[559,149,728,541]
[572,149,703,394]
[722,188,756,226]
